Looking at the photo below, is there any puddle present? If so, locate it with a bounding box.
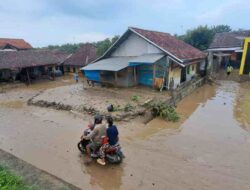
[234,82,250,131]
[132,84,217,140]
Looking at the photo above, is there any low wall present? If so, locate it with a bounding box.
[173,77,206,103]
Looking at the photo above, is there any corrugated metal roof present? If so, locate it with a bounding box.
[81,57,135,71]
[129,54,164,64]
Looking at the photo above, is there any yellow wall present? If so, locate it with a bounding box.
[168,66,181,89]
[240,37,250,75]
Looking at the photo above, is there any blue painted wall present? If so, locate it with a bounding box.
[83,70,100,82]
[136,57,167,86]
[137,65,153,86]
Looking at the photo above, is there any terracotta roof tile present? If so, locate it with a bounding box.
[63,44,97,67]
[0,38,32,50]
[0,50,60,70]
[130,27,206,62]
[209,30,250,49]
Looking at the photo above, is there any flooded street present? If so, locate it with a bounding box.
[0,81,250,189]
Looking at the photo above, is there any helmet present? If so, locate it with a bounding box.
[107,104,114,112]
[94,114,103,124]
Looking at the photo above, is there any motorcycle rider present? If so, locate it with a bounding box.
[97,116,119,166]
[82,114,106,164]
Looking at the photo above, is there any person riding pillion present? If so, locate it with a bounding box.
[97,116,119,166]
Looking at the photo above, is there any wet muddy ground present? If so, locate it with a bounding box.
[0,80,250,190]
[29,82,169,120]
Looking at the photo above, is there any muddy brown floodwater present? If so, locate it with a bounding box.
[0,81,250,190]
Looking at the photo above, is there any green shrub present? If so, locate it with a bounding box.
[131,95,140,102]
[124,103,134,112]
[151,102,179,122]
[112,105,123,112]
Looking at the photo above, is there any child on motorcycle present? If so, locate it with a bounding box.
[80,121,94,150]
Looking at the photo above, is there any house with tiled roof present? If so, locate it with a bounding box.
[81,27,206,89]
[0,50,61,83]
[207,30,250,73]
[0,38,32,51]
[63,43,97,73]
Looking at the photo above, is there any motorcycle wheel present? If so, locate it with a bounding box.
[106,154,123,164]
[115,154,123,164]
[77,142,86,154]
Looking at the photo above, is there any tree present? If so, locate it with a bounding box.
[180,24,232,50]
[211,25,232,34]
[182,25,214,50]
[94,35,119,57]
[40,35,120,56]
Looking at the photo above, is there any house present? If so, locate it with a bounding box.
[207,30,250,73]
[81,27,206,89]
[63,43,97,73]
[50,50,71,74]
[0,50,60,83]
[240,37,250,75]
[0,38,32,51]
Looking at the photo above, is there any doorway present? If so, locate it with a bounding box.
[181,67,186,83]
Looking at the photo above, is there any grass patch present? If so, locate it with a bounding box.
[131,95,140,102]
[149,102,180,122]
[0,165,35,190]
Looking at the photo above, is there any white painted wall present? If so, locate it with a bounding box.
[0,49,17,51]
[111,33,163,56]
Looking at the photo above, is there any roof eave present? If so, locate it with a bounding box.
[207,47,242,51]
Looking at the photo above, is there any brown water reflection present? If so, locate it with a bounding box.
[133,84,217,140]
[1,80,250,190]
[81,162,124,190]
[177,81,250,142]
[234,82,250,131]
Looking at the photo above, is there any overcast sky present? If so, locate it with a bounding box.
[0,0,249,47]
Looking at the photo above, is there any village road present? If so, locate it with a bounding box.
[0,81,250,190]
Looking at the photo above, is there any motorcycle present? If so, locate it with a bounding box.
[77,136,124,164]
